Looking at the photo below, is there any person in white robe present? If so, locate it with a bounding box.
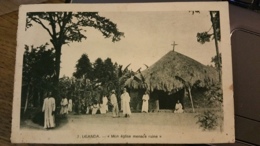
[60,97,68,116]
[100,95,108,114]
[121,88,131,117]
[142,91,149,113]
[174,100,184,113]
[42,94,56,129]
[110,90,119,118]
[104,96,108,112]
[68,98,73,113]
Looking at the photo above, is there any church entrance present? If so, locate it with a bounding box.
[151,89,184,110]
[158,91,175,109]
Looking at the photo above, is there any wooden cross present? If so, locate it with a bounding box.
[171,41,178,51]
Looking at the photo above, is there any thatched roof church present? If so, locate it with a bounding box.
[125,50,219,112]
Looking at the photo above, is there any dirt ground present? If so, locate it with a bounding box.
[17,110,225,143]
[20,110,223,132]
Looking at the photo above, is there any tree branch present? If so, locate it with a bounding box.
[48,13,57,39]
[30,16,53,37]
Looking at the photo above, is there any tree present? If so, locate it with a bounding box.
[22,44,55,112]
[196,11,221,82]
[93,58,105,83]
[103,58,117,82]
[26,12,124,96]
[194,12,224,130]
[73,54,93,79]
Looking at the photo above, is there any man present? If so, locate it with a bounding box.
[110,90,119,118]
[60,96,68,117]
[68,98,73,113]
[142,91,149,113]
[100,95,108,114]
[121,88,131,118]
[174,100,184,113]
[42,92,56,129]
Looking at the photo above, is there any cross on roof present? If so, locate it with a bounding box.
[171,41,178,51]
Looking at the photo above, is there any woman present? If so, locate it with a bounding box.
[142,91,149,113]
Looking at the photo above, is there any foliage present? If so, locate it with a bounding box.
[73,54,93,79]
[72,54,133,105]
[196,110,218,130]
[26,12,124,44]
[196,11,220,44]
[196,31,212,44]
[26,12,124,97]
[93,58,105,82]
[58,76,74,98]
[23,44,55,84]
[22,44,55,109]
[211,11,220,41]
[204,83,223,105]
[211,53,222,71]
[194,11,221,81]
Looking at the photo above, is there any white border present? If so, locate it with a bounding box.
[11,2,234,143]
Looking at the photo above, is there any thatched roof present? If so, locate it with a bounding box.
[125,51,219,93]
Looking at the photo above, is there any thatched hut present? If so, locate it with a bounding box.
[125,50,219,112]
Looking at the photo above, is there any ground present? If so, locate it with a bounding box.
[21,109,222,132]
[18,110,224,143]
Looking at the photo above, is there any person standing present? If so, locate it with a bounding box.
[42,92,56,129]
[121,88,131,118]
[142,91,149,113]
[60,96,68,117]
[68,98,73,113]
[100,95,108,113]
[120,93,123,112]
[110,90,119,118]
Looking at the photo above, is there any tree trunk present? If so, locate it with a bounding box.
[53,44,62,98]
[181,88,185,110]
[24,85,30,113]
[210,11,222,82]
[187,87,195,113]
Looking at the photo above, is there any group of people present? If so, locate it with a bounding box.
[85,96,109,115]
[60,97,73,117]
[110,88,150,118]
[110,88,132,118]
[41,89,183,129]
[41,93,73,129]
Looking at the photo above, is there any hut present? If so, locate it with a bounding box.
[125,50,219,112]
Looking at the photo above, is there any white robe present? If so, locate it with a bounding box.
[100,96,108,114]
[110,93,119,117]
[174,103,184,113]
[68,99,73,112]
[142,94,149,112]
[60,98,68,115]
[121,92,131,115]
[42,97,56,128]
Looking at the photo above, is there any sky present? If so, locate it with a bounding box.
[24,11,219,77]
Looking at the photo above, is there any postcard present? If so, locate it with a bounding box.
[11,2,234,144]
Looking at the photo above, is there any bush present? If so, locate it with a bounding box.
[195,110,218,130]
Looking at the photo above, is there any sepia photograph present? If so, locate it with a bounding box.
[11,2,234,144]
